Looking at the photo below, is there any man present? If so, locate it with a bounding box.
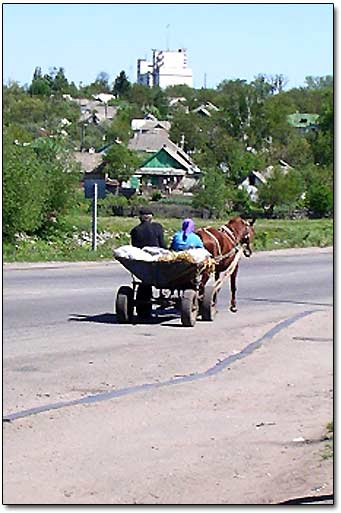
[130,207,166,249]
[130,207,166,318]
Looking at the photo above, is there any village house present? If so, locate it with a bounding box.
[192,101,219,117]
[133,141,200,194]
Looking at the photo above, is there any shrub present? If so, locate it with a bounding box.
[3,130,78,240]
[306,182,333,218]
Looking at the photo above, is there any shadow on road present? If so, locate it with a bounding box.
[68,311,179,326]
[69,313,118,324]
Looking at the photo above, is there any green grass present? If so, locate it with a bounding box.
[320,420,333,460]
[3,214,333,263]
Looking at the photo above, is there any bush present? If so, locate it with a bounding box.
[193,168,233,218]
[306,182,333,218]
[3,131,78,240]
[98,193,128,216]
[151,191,162,202]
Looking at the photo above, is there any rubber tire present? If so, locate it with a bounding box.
[201,285,217,321]
[116,286,134,323]
[136,284,153,319]
[181,289,199,327]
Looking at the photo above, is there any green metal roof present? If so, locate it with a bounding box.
[287,113,319,128]
[140,147,186,170]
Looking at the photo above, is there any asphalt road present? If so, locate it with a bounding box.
[3,247,332,417]
[3,247,333,504]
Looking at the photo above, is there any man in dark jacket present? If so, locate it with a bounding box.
[130,207,166,249]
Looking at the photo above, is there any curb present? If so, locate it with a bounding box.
[3,247,333,271]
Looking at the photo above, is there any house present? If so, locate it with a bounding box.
[239,160,294,201]
[128,127,171,153]
[133,142,200,193]
[239,171,267,202]
[131,118,171,133]
[73,151,103,176]
[168,96,189,113]
[287,113,319,133]
[192,101,219,117]
[75,97,117,124]
[92,93,115,104]
[74,150,136,198]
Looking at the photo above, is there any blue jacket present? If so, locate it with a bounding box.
[170,231,204,251]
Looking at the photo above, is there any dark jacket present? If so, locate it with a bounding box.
[130,221,166,249]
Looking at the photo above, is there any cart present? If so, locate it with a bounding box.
[115,248,243,327]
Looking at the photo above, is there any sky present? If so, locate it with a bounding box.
[3,3,334,91]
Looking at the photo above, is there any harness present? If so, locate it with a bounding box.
[202,226,240,264]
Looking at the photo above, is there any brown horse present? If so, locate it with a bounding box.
[196,216,255,312]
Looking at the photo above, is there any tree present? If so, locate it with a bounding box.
[304,165,333,218]
[305,75,333,90]
[3,130,78,239]
[96,72,111,93]
[150,87,169,118]
[29,75,52,96]
[102,144,140,182]
[127,83,153,111]
[267,74,288,94]
[310,88,333,166]
[169,111,206,152]
[51,67,69,94]
[113,71,131,98]
[193,168,233,218]
[257,167,304,215]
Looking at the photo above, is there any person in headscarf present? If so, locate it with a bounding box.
[170,218,204,251]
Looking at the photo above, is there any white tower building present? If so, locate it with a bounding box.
[137,48,193,88]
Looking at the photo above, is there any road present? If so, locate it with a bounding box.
[3,247,333,504]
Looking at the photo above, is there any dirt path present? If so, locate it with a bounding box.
[3,307,333,504]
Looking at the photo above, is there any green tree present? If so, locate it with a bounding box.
[301,164,333,218]
[102,144,140,182]
[51,67,69,95]
[257,167,304,215]
[3,131,78,239]
[150,87,169,118]
[95,71,111,93]
[127,83,154,111]
[193,168,233,217]
[305,75,333,90]
[113,70,131,98]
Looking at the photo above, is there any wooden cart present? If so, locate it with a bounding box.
[115,248,243,327]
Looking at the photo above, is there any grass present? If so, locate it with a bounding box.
[321,420,333,460]
[3,214,333,263]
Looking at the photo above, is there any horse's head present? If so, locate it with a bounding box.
[227,217,256,257]
[240,218,256,257]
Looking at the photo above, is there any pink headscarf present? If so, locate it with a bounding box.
[182,218,195,241]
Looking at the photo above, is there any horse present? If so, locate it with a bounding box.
[196,216,255,312]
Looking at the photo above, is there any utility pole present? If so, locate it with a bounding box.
[92,183,98,251]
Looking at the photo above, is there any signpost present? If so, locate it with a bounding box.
[84,179,106,251]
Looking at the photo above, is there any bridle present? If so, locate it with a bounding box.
[239,220,254,257]
[220,219,254,258]
[201,219,255,263]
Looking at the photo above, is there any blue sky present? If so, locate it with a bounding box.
[3,3,334,90]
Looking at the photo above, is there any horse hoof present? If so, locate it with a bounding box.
[230,306,237,313]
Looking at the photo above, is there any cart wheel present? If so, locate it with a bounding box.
[181,289,199,327]
[136,284,153,319]
[116,286,134,323]
[201,285,217,321]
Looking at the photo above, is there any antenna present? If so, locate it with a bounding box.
[166,24,170,51]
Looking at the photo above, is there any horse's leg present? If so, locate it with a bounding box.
[230,264,239,312]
